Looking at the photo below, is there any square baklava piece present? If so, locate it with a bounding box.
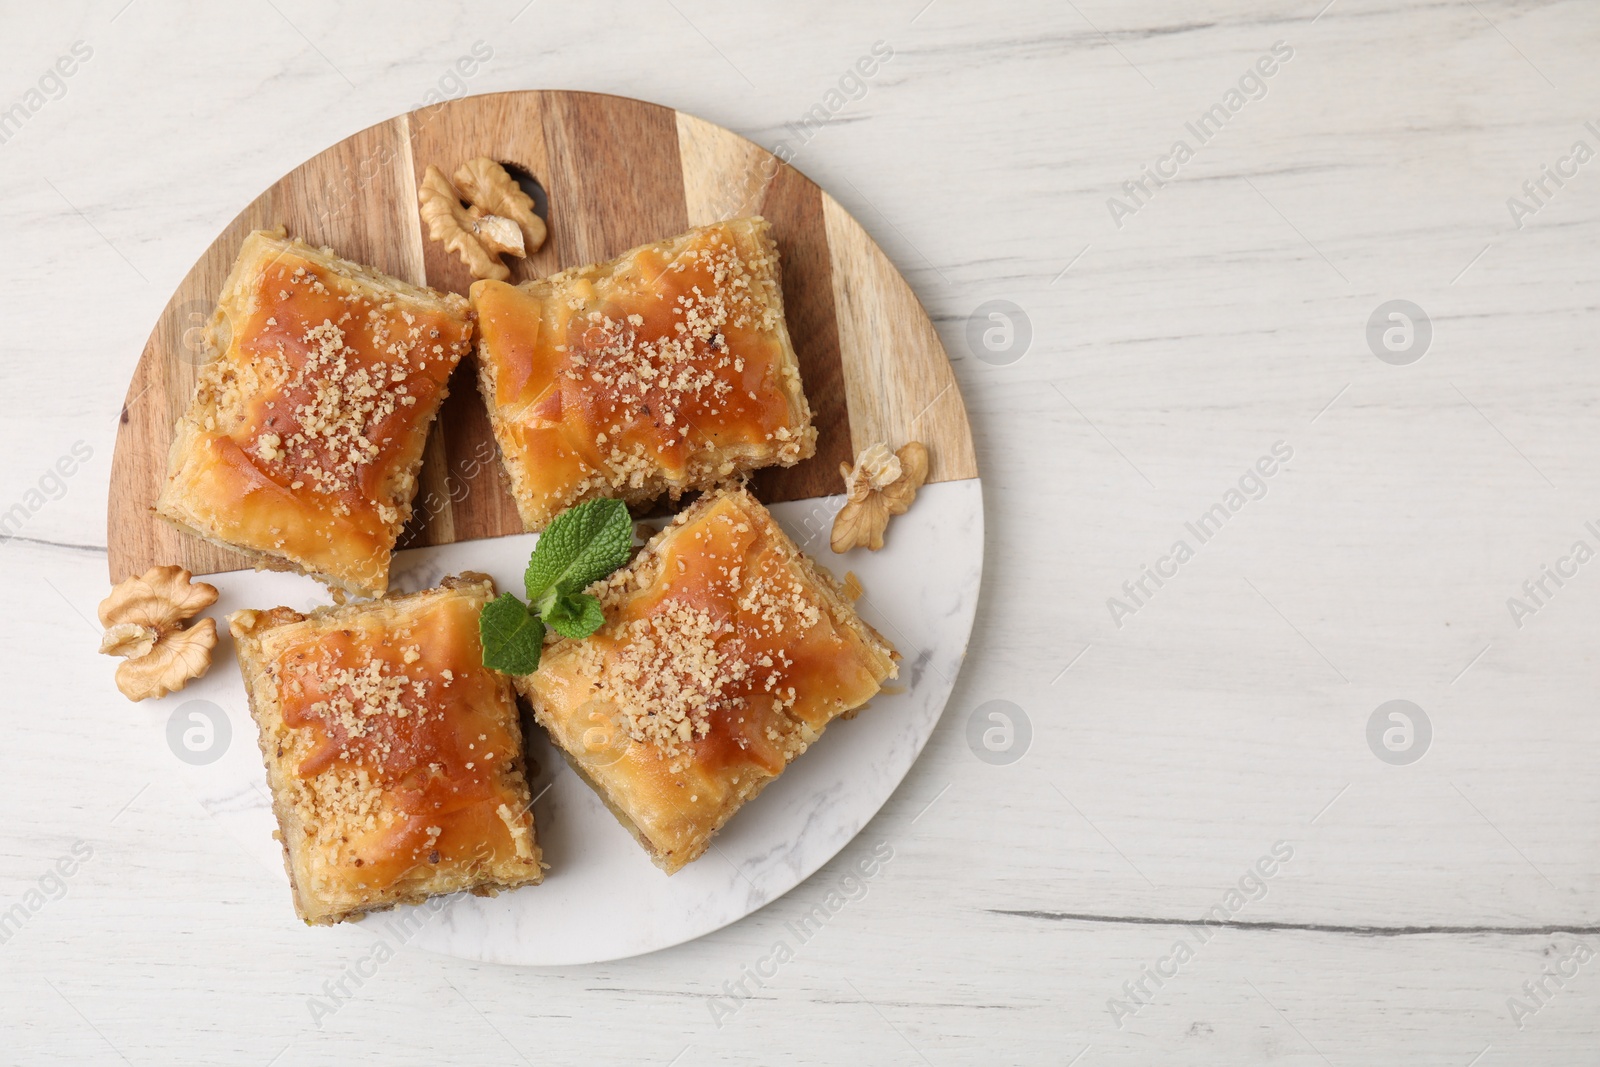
[517,487,896,874]
[470,217,817,531]
[230,575,543,924]
[156,228,475,598]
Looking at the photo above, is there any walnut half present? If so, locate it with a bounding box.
[418,158,548,281]
[98,565,219,701]
[454,157,547,255]
[419,165,511,281]
[831,441,929,553]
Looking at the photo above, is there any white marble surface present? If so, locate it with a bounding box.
[7,1,1600,1064]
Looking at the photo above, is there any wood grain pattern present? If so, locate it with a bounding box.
[539,92,689,266]
[750,161,854,503]
[107,91,977,581]
[673,110,856,501]
[676,111,773,228]
[404,94,558,550]
[107,115,432,580]
[823,193,978,486]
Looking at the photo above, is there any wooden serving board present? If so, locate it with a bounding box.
[108,91,977,582]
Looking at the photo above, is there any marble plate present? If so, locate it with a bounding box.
[152,480,981,964]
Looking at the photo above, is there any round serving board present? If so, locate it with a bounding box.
[108,91,982,964]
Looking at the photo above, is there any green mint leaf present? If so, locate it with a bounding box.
[525,496,634,604]
[485,499,632,667]
[479,593,545,674]
[543,590,606,640]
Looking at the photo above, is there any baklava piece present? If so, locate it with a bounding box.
[517,487,896,874]
[231,575,543,925]
[156,229,474,598]
[470,217,816,531]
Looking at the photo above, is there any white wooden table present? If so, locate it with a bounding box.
[4,1,1598,1063]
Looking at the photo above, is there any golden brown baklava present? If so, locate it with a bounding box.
[517,487,895,874]
[156,229,474,598]
[471,217,816,531]
[230,575,542,924]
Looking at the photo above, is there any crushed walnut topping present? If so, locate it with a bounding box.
[309,657,424,759]
[235,262,451,511]
[601,601,746,751]
[564,237,777,430]
[505,225,813,520]
[245,587,535,890]
[572,502,830,761]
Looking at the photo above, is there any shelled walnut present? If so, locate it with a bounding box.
[418,158,547,281]
[830,441,929,553]
[98,566,218,701]
[454,156,547,253]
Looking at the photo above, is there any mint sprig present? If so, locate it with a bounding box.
[543,590,606,640]
[525,495,634,616]
[479,497,634,674]
[479,593,546,674]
